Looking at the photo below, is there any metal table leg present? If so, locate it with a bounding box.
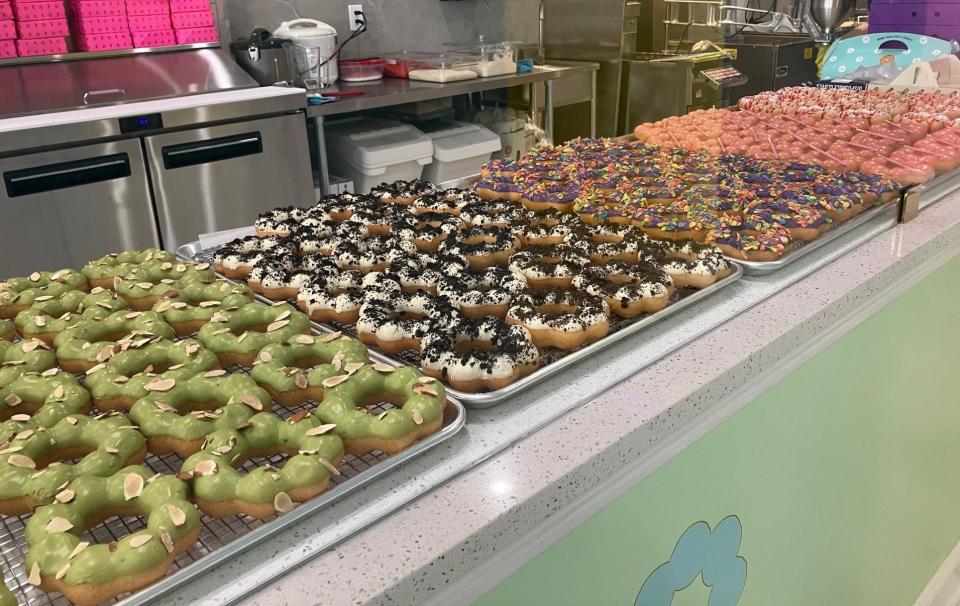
[590,70,597,138]
[312,115,330,196]
[545,79,554,143]
[529,81,539,131]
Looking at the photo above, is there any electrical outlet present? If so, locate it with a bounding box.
[348,4,365,31]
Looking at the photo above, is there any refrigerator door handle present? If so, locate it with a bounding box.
[4,154,131,197]
[160,133,263,169]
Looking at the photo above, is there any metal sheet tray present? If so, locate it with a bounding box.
[1,340,465,606]
[177,241,743,408]
[733,201,900,277]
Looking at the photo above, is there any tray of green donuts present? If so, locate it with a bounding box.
[0,253,466,606]
[177,241,744,408]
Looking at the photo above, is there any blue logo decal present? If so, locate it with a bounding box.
[635,515,746,606]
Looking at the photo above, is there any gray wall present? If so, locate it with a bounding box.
[222,0,540,57]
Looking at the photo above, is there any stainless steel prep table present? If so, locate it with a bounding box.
[307,63,599,195]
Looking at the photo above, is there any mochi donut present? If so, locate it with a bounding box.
[0,369,91,427]
[24,467,200,606]
[0,269,88,319]
[0,319,12,342]
[0,339,57,389]
[196,302,311,367]
[81,249,177,290]
[14,287,128,346]
[53,309,176,374]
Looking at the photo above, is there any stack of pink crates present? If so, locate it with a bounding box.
[9,0,70,57]
[169,0,215,45]
[125,0,173,48]
[69,1,131,51]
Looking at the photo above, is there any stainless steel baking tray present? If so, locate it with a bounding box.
[733,201,900,277]
[178,241,743,408]
[1,336,465,606]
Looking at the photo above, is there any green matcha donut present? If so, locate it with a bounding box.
[196,302,311,367]
[0,319,12,341]
[83,338,220,412]
[0,269,89,319]
[0,339,57,389]
[0,580,13,606]
[81,249,176,289]
[251,333,369,405]
[152,277,253,336]
[314,365,446,455]
[0,369,91,427]
[14,287,129,345]
[24,466,200,606]
[182,411,344,519]
[53,309,175,373]
[116,261,215,311]
[129,371,270,456]
[0,412,147,515]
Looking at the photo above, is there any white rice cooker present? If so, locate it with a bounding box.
[273,19,339,89]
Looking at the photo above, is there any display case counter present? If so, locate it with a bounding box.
[146,185,960,606]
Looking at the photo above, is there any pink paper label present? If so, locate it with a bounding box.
[16,36,69,56]
[131,28,174,47]
[69,1,127,18]
[174,24,216,44]
[0,3,11,21]
[168,0,207,12]
[125,0,168,16]
[16,18,70,39]
[0,19,12,39]
[70,14,129,34]
[74,31,132,50]
[13,1,66,22]
[170,8,211,29]
[0,38,14,57]
[128,12,169,31]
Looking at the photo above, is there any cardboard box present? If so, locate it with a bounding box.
[16,18,69,39]
[170,8,210,29]
[173,24,215,44]
[69,1,127,18]
[131,28,173,46]
[16,36,69,56]
[13,1,66,21]
[70,14,128,34]
[127,12,168,31]
[125,0,168,16]
[73,30,131,50]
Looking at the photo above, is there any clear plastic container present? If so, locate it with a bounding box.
[339,57,386,82]
[447,37,519,77]
[383,51,435,79]
[405,55,480,83]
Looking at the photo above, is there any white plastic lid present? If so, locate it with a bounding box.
[416,120,501,162]
[325,117,434,170]
[274,19,337,42]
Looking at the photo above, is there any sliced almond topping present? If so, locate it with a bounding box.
[266,319,290,332]
[108,540,118,552]
[194,460,218,477]
[155,300,173,313]
[161,532,175,553]
[113,375,129,384]
[123,474,144,501]
[237,331,249,343]
[96,300,114,310]
[210,312,229,323]
[294,373,309,389]
[52,385,64,400]
[204,369,227,378]
[171,302,188,309]
[14,430,33,440]
[294,334,315,345]
[185,342,200,356]
[235,421,253,431]
[45,517,73,533]
[96,347,116,363]
[55,563,70,580]
[176,471,194,481]
[129,534,152,549]
[377,411,389,421]
[196,263,210,270]
[321,375,350,388]
[11,414,31,422]
[8,454,35,468]
[51,269,70,281]
[160,262,173,271]
[275,310,292,322]
[214,444,233,455]
[175,263,187,272]
[28,271,41,282]
[198,301,221,308]
[27,562,41,586]
[414,385,439,397]
[344,362,365,375]
[323,331,342,343]
[68,541,89,559]
[305,424,336,436]
[318,457,341,476]
[331,352,344,371]
[258,351,272,363]
[273,492,294,514]
[105,447,119,454]
[240,393,263,411]
[4,393,21,407]
[134,283,153,291]
[416,377,436,384]
[33,315,46,327]
[21,339,39,352]
[0,445,23,455]
[55,489,76,504]
[145,378,176,392]
[412,411,424,425]
[288,410,309,424]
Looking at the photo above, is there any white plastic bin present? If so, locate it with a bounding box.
[415,119,501,183]
[324,117,434,193]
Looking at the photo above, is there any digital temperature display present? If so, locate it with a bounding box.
[119,113,163,133]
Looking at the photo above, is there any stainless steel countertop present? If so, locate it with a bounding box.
[306,62,599,117]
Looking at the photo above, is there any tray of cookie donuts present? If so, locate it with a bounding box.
[180,171,744,408]
[0,252,465,606]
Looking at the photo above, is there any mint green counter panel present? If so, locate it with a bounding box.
[477,255,960,606]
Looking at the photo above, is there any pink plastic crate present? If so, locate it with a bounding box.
[70,14,128,33]
[74,30,131,50]
[131,28,172,46]
[16,36,68,56]
[16,18,69,39]
[128,12,168,31]
[0,19,12,38]
[125,0,168,15]
[168,0,206,12]
[173,24,214,43]
[0,38,14,57]
[69,1,127,18]
[0,3,11,21]
[170,8,210,28]
[13,1,66,21]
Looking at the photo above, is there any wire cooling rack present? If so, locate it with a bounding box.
[1,357,463,605]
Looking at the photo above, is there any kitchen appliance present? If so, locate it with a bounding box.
[723,33,819,104]
[231,28,295,85]
[0,85,313,276]
[800,0,854,42]
[274,19,338,90]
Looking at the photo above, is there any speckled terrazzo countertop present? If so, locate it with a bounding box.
[158,192,960,606]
